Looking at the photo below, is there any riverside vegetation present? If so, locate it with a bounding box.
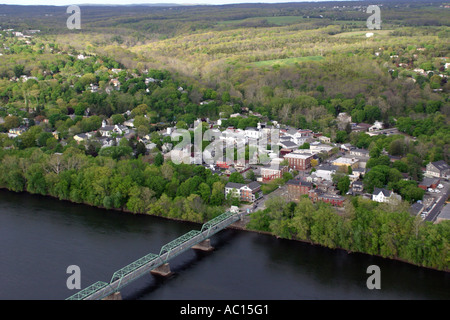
[0,1,448,271]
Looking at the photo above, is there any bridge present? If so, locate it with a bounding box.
[66,210,242,300]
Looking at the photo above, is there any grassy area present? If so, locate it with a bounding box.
[331,29,393,38]
[251,55,325,67]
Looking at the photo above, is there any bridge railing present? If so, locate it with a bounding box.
[66,210,241,300]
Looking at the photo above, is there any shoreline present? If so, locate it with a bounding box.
[1,187,449,274]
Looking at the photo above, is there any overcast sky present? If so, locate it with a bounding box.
[0,0,329,6]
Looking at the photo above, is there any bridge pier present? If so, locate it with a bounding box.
[102,292,122,300]
[192,239,214,252]
[151,263,173,277]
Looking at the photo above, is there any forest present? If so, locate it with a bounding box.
[0,1,448,271]
[247,195,450,271]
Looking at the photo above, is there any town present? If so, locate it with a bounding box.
[3,102,449,224]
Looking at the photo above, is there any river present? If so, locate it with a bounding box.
[0,190,448,300]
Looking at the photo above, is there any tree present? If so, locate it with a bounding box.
[111,114,125,125]
[335,130,348,143]
[337,175,350,195]
[154,153,164,166]
[246,169,256,181]
[3,116,20,130]
[13,64,25,78]
[229,172,245,184]
[198,182,211,204]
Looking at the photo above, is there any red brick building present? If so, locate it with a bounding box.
[284,153,313,171]
[308,190,345,207]
[286,179,312,202]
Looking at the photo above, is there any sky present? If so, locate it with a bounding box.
[0,0,330,6]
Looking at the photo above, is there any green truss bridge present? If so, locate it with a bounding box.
[66,210,242,300]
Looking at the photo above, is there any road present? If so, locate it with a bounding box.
[424,181,450,222]
[424,181,449,222]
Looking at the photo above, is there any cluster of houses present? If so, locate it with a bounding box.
[382,46,449,93]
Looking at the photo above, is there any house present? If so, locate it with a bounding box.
[349,148,370,158]
[318,135,331,144]
[425,160,450,179]
[352,181,364,193]
[98,122,130,137]
[410,202,424,216]
[8,126,27,137]
[369,121,383,132]
[123,119,135,127]
[372,188,401,204]
[279,140,299,151]
[314,164,338,181]
[418,177,440,190]
[261,163,289,182]
[283,153,313,170]
[224,181,261,203]
[286,179,312,202]
[340,143,354,152]
[96,136,115,148]
[332,157,359,170]
[73,133,90,143]
[244,127,261,140]
[351,123,372,132]
[308,189,345,207]
[309,143,333,155]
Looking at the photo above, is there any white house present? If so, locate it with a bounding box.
[372,188,401,204]
[244,127,262,140]
[369,121,383,132]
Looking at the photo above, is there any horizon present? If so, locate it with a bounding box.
[0,0,347,6]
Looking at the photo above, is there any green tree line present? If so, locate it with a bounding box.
[0,147,227,223]
[247,196,450,271]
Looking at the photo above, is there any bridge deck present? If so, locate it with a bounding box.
[66,211,241,300]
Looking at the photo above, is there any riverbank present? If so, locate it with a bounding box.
[1,187,449,274]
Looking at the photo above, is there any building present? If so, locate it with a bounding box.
[349,148,370,158]
[372,188,401,204]
[313,164,338,181]
[410,202,424,216]
[261,164,289,182]
[418,177,440,190]
[286,179,312,202]
[284,153,313,170]
[425,160,450,179]
[240,182,261,203]
[332,157,359,170]
[310,143,334,155]
[224,181,261,203]
[352,181,364,193]
[369,121,383,132]
[318,135,331,144]
[308,189,345,207]
[279,140,299,151]
[436,204,450,223]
